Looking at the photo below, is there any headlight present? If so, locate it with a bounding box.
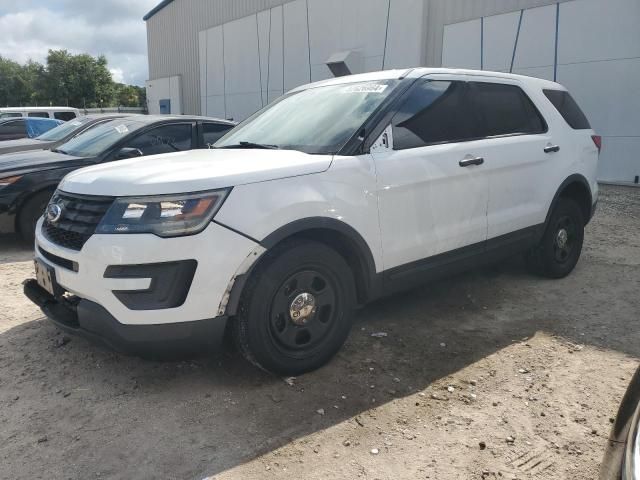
[0,175,22,188]
[96,189,230,237]
[624,406,640,480]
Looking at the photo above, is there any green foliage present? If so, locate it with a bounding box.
[0,50,144,109]
[114,83,147,108]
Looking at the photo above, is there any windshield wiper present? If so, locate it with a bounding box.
[51,148,68,155]
[219,141,279,150]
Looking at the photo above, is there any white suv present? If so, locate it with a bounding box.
[25,68,600,375]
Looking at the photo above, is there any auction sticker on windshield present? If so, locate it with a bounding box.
[340,83,389,94]
[114,125,129,134]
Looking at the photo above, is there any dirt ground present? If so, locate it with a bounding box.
[0,184,638,480]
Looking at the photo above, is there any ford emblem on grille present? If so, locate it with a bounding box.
[46,203,63,224]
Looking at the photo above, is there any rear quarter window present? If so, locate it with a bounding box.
[543,89,591,130]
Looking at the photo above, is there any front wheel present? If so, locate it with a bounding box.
[525,198,585,278]
[17,190,54,245]
[232,239,356,375]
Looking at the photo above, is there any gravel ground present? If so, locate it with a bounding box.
[0,184,638,480]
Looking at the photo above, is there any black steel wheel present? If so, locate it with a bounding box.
[233,239,355,375]
[552,214,578,264]
[269,269,339,356]
[525,197,585,278]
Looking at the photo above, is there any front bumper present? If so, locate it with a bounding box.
[29,218,261,353]
[24,279,227,355]
[34,218,258,326]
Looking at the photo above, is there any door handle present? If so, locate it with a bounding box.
[459,157,484,167]
[544,145,560,153]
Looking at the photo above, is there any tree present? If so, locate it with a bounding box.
[0,50,143,109]
[0,56,41,107]
[43,50,115,108]
[114,83,147,107]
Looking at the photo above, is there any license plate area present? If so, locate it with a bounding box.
[34,259,62,297]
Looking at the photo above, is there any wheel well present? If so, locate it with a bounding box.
[558,181,592,225]
[267,228,374,305]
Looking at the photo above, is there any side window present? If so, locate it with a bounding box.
[28,112,50,118]
[0,120,27,135]
[55,111,77,121]
[543,89,591,130]
[391,80,475,150]
[470,82,546,137]
[0,113,22,118]
[122,123,193,156]
[202,123,233,148]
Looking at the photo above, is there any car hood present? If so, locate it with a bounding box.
[0,149,89,176]
[0,138,53,155]
[60,149,334,196]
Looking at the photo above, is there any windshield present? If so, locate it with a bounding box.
[58,118,147,157]
[215,80,400,154]
[35,117,92,142]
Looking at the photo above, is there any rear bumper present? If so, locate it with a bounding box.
[24,279,228,356]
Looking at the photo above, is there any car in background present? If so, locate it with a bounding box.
[600,366,640,479]
[0,115,129,155]
[0,115,236,242]
[0,117,63,141]
[0,107,81,121]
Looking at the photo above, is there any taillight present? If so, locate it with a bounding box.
[591,135,602,153]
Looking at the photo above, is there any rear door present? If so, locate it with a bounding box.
[0,119,28,141]
[467,78,552,241]
[371,76,489,272]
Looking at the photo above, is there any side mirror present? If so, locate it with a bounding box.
[115,147,143,160]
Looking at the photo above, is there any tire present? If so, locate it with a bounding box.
[232,239,356,375]
[525,197,585,279]
[17,190,54,245]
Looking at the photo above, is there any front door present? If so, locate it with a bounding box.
[370,77,489,273]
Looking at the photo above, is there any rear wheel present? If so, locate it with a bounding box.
[17,190,53,245]
[232,239,356,375]
[525,198,584,278]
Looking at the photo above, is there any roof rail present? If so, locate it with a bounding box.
[398,68,415,80]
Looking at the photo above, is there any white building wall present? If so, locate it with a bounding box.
[198,0,427,121]
[145,0,638,184]
[145,75,182,115]
[441,0,640,184]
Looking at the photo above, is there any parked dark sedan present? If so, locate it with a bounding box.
[601,366,640,479]
[0,115,236,242]
[0,117,63,141]
[0,114,129,155]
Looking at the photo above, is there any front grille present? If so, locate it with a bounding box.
[42,191,113,251]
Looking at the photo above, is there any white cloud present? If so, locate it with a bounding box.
[0,0,157,85]
[109,68,124,83]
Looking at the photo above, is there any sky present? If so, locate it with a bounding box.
[0,0,158,86]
